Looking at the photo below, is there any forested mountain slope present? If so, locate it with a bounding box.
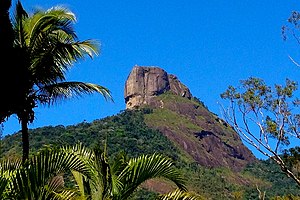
[2,108,299,199]
[2,66,300,199]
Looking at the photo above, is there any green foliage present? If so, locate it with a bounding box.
[243,159,300,198]
[282,11,300,45]
[179,164,248,200]
[8,1,110,123]
[2,109,179,162]
[63,143,188,200]
[0,146,88,199]
[221,78,298,126]
[157,91,192,103]
[159,189,204,200]
[3,0,111,161]
[270,194,300,200]
[192,97,208,110]
[145,108,201,132]
[128,188,158,200]
[2,109,300,199]
[118,153,186,199]
[221,77,300,185]
[0,143,194,200]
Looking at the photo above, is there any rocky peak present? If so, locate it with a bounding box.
[124,66,192,109]
[124,65,256,171]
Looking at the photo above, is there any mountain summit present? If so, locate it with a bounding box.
[124,66,256,171]
[125,66,192,109]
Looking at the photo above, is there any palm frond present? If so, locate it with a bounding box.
[65,144,108,199]
[27,6,98,77]
[38,81,112,104]
[117,153,187,200]
[6,147,88,199]
[0,158,22,197]
[0,158,22,172]
[15,0,28,21]
[48,175,65,192]
[46,6,76,21]
[109,152,128,196]
[159,189,203,200]
[12,0,28,48]
[72,39,100,58]
[0,158,22,180]
[49,175,78,200]
[111,151,129,175]
[0,176,9,199]
[51,189,77,200]
[64,143,98,199]
[47,39,99,68]
[63,142,95,163]
[71,170,87,198]
[67,143,122,200]
[27,6,77,49]
[61,144,190,200]
[17,4,99,86]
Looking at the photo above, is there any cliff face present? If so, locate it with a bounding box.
[124,66,192,109]
[124,66,256,171]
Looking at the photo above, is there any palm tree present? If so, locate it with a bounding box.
[8,1,111,162]
[0,144,201,199]
[0,0,18,124]
[66,143,187,200]
[0,146,90,199]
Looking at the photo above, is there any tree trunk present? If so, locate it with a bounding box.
[21,117,29,162]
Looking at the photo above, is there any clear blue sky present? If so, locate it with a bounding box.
[4,0,300,159]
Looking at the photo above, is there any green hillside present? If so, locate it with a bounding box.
[2,107,300,199]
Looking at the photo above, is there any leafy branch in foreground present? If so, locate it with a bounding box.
[220,77,300,185]
[65,143,189,200]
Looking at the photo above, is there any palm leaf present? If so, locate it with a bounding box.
[0,158,22,195]
[66,143,122,200]
[7,147,88,199]
[159,189,203,200]
[51,190,77,200]
[71,170,87,199]
[49,176,77,200]
[48,175,65,192]
[0,176,8,199]
[12,0,28,48]
[110,151,128,196]
[38,81,112,104]
[0,158,22,173]
[117,153,187,200]
[27,9,99,84]
[12,1,105,106]
[64,144,190,200]
[27,6,77,50]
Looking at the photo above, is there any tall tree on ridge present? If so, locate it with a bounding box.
[7,1,112,162]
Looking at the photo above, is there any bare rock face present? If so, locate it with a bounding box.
[124,65,256,171]
[168,74,192,99]
[125,66,192,109]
